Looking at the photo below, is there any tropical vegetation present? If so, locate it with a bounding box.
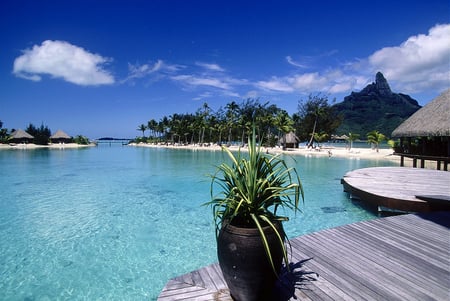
[0,120,8,143]
[0,120,90,145]
[346,132,360,150]
[366,130,386,152]
[133,95,342,148]
[204,126,304,272]
[25,123,52,145]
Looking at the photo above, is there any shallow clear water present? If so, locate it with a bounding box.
[0,145,396,300]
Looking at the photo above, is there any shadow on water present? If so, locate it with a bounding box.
[273,258,319,300]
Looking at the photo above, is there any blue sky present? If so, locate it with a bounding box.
[1,0,449,139]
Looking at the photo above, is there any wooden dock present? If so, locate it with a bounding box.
[158,212,450,300]
[341,167,450,212]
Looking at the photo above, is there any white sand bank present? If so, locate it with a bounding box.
[0,143,96,150]
[129,142,398,162]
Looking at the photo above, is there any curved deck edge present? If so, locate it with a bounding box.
[341,167,450,212]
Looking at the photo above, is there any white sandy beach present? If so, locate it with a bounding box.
[132,142,446,168]
[130,142,398,161]
[0,143,96,150]
[3,141,437,169]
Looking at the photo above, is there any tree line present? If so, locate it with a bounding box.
[135,94,345,148]
[0,121,90,145]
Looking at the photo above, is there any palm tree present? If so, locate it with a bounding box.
[147,119,158,139]
[212,108,226,145]
[225,101,239,145]
[274,110,294,149]
[137,124,147,138]
[367,130,386,152]
[158,117,169,142]
[200,102,211,144]
[313,132,328,147]
[238,99,261,146]
[347,132,360,150]
[307,104,325,148]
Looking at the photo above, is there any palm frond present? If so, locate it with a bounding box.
[204,124,304,271]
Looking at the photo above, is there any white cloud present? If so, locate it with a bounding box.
[257,77,294,92]
[171,74,231,90]
[257,71,365,95]
[193,92,214,101]
[289,73,328,90]
[128,60,163,78]
[13,40,114,85]
[286,56,307,68]
[123,60,163,83]
[368,23,450,93]
[256,24,450,97]
[195,62,225,72]
[122,60,185,85]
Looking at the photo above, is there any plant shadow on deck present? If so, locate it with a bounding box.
[416,211,450,228]
[273,258,318,300]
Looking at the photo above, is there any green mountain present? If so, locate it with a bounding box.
[333,72,421,138]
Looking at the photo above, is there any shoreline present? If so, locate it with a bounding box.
[0,143,97,150]
[3,141,437,169]
[130,142,443,169]
[129,142,399,162]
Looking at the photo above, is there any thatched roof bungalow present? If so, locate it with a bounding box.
[280,132,300,148]
[50,130,72,144]
[9,129,34,144]
[391,89,450,170]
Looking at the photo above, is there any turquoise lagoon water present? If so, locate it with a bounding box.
[0,145,396,300]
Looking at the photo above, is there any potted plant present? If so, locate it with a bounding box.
[205,126,303,300]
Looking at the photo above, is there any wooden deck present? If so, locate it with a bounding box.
[158,212,450,300]
[341,167,450,212]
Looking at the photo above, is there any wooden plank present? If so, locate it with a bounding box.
[292,232,413,300]
[158,212,450,301]
[341,167,450,212]
[334,226,448,298]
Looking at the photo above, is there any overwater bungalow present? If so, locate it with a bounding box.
[392,89,450,170]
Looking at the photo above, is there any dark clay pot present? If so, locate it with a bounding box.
[217,221,285,301]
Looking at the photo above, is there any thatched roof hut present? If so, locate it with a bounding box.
[280,132,300,148]
[392,89,450,137]
[50,130,72,143]
[9,129,34,143]
[331,134,349,141]
[391,89,449,170]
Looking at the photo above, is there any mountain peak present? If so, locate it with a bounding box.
[359,72,392,97]
[375,72,392,96]
[333,72,421,137]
